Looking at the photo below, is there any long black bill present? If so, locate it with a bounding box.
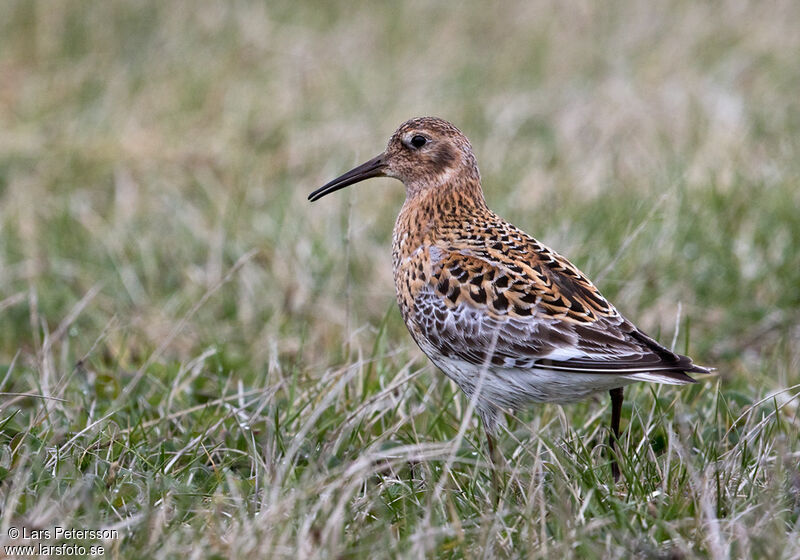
[308,154,386,202]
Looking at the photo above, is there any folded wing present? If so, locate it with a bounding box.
[411,239,708,382]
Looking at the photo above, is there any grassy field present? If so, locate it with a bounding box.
[1,1,799,558]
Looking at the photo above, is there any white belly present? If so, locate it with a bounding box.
[431,354,634,407]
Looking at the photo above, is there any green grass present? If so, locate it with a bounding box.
[1,0,799,558]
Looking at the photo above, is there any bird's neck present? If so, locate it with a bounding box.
[393,177,489,260]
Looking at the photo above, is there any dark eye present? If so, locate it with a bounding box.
[410,135,428,148]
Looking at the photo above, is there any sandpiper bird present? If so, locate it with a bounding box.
[309,117,709,478]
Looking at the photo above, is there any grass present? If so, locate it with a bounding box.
[1,0,799,558]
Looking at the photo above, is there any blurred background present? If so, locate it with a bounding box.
[2,0,799,368]
[1,0,799,557]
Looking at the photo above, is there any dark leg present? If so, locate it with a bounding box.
[609,387,624,481]
[486,431,501,507]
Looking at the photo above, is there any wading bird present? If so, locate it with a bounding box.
[309,117,708,480]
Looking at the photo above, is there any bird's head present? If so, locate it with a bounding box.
[308,117,480,202]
